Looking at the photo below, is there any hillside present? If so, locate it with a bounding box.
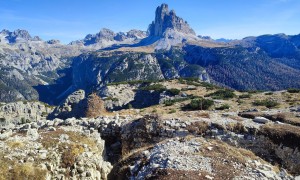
[1,79,300,179]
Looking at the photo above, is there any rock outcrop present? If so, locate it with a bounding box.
[0,29,36,43]
[71,28,146,48]
[146,4,199,50]
[148,4,196,37]
[50,90,107,119]
[50,90,86,119]
[0,101,54,125]
[0,117,112,179]
[1,103,300,179]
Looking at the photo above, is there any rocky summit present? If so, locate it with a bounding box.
[148,4,196,37]
[1,2,300,179]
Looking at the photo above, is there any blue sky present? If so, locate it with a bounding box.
[0,0,299,44]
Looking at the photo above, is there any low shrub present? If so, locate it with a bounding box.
[253,99,279,108]
[20,117,26,124]
[41,112,48,117]
[287,88,300,93]
[186,98,214,110]
[237,99,244,104]
[206,89,236,99]
[140,84,166,92]
[105,97,119,102]
[169,109,176,114]
[215,104,230,110]
[164,98,189,106]
[238,94,251,99]
[200,82,218,90]
[0,117,6,123]
[164,100,174,106]
[166,88,180,96]
[127,103,133,109]
[244,90,264,94]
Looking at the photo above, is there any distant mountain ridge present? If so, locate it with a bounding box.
[0,3,300,104]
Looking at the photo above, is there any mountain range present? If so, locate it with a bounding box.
[0,3,300,104]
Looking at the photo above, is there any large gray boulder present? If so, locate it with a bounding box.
[50,89,86,119]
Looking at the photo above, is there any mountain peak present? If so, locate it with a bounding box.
[0,29,34,43]
[148,4,196,37]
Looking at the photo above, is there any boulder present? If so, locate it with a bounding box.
[253,116,270,124]
[49,90,85,119]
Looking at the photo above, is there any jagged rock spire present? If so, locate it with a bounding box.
[148,4,196,37]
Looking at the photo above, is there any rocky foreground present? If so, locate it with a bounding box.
[1,79,300,179]
[1,113,300,179]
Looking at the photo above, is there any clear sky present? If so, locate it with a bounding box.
[0,0,299,44]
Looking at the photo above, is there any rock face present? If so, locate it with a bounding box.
[71,52,165,91]
[146,4,199,50]
[0,29,87,103]
[0,29,35,43]
[50,90,86,119]
[0,101,53,125]
[71,28,146,48]
[184,44,300,90]
[50,90,107,119]
[148,4,196,37]
[71,50,208,97]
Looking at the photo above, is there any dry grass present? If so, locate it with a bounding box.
[239,111,300,126]
[260,124,300,149]
[59,131,98,168]
[0,154,47,180]
[63,131,97,151]
[186,121,209,135]
[59,143,85,168]
[85,93,107,118]
[38,129,98,169]
[39,129,97,151]
[195,112,210,118]
[39,128,65,149]
[264,112,300,126]
[201,139,259,179]
[202,139,259,164]
[226,122,247,134]
[6,140,25,149]
[9,163,47,180]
